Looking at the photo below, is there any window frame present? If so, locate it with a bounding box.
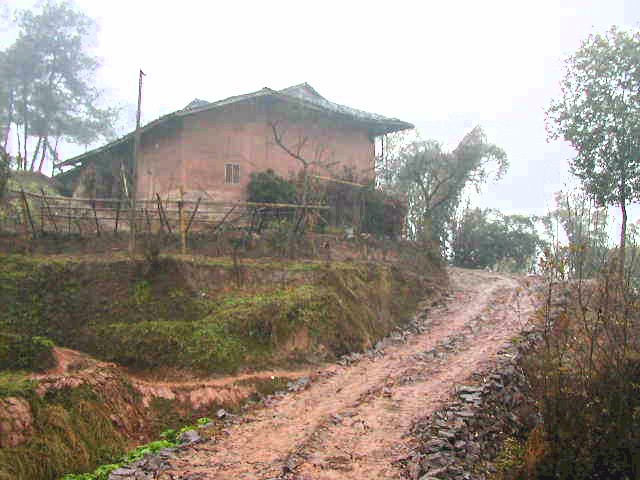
[225,163,241,185]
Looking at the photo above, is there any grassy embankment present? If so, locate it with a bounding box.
[0,253,443,480]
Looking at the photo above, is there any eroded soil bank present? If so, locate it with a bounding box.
[0,252,444,480]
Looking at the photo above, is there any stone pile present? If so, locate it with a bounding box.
[405,328,541,480]
[405,282,567,480]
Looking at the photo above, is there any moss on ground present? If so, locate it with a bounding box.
[1,254,432,373]
[0,333,56,372]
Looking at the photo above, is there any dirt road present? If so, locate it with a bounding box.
[158,269,538,480]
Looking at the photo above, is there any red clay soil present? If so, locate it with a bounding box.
[156,268,539,480]
[36,349,317,413]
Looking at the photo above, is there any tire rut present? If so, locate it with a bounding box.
[159,269,538,480]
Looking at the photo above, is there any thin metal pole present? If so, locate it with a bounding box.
[129,69,145,255]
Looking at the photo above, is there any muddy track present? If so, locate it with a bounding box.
[156,268,538,480]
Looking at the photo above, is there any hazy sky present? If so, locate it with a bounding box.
[2,0,640,222]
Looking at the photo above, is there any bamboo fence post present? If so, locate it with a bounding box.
[156,193,172,234]
[91,200,101,236]
[40,188,58,233]
[212,205,237,233]
[185,197,201,234]
[179,187,186,254]
[144,208,152,233]
[19,189,36,238]
[155,194,165,233]
[36,192,45,234]
[67,198,72,233]
[114,198,121,233]
[39,203,45,235]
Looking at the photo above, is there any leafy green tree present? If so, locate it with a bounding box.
[387,126,508,248]
[1,1,117,173]
[548,27,640,279]
[450,207,542,272]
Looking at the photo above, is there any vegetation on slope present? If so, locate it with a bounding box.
[0,378,131,480]
[0,333,55,371]
[0,254,433,373]
[0,251,442,480]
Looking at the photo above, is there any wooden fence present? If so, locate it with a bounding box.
[3,190,329,246]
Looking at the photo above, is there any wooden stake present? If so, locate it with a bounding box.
[91,200,101,236]
[39,204,45,234]
[20,188,36,238]
[185,197,201,234]
[212,205,237,233]
[179,186,186,254]
[144,208,152,232]
[114,198,121,233]
[156,193,172,233]
[40,188,58,233]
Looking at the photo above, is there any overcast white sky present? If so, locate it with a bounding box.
[2,0,640,223]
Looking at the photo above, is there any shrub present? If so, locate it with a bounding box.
[362,187,406,238]
[247,169,297,204]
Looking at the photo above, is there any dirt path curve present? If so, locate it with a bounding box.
[159,269,539,480]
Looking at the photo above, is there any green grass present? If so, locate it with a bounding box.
[0,370,36,398]
[0,385,127,480]
[1,255,427,373]
[59,414,214,480]
[0,333,56,372]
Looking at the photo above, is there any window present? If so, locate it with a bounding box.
[225,163,240,184]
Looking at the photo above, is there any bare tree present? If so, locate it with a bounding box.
[270,120,338,253]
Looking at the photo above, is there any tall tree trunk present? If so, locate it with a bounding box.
[2,92,13,151]
[37,137,48,173]
[22,122,27,166]
[15,128,22,169]
[619,199,627,283]
[49,137,60,176]
[22,89,28,164]
[29,136,42,171]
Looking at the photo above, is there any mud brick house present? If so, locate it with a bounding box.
[57,83,413,202]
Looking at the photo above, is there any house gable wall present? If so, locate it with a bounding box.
[135,99,375,202]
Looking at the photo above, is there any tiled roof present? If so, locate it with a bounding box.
[59,83,413,167]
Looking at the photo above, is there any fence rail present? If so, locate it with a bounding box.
[2,190,330,250]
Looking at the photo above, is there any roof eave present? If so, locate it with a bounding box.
[271,92,414,134]
[58,134,133,168]
[58,86,414,167]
